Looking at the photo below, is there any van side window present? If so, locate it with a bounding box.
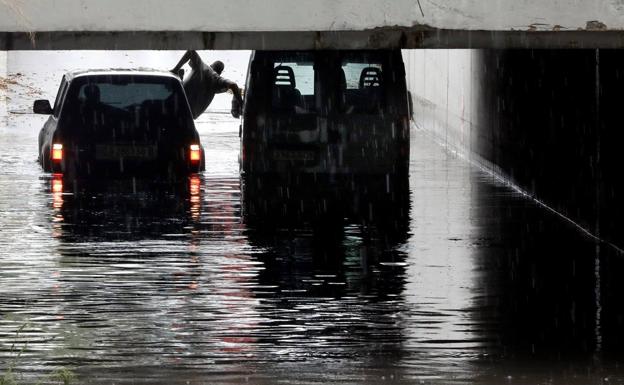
[340,62,385,114]
[272,62,315,114]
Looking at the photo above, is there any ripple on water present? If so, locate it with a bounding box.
[2,115,623,384]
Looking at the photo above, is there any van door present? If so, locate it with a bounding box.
[270,59,319,172]
[246,52,323,174]
[326,51,408,175]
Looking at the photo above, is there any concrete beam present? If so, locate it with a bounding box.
[3,30,624,50]
[1,0,624,49]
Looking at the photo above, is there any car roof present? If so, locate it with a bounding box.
[64,68,179,82]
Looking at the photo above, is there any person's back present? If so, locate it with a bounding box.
[172,50,242,119]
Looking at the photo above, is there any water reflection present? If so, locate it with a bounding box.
[5,122,624,383]
[33,171,416,381]
[240,173,414,379]
[463,177,624,383]
[242,172,410,296]
[47,174,201,242]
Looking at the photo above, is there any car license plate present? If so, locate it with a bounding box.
[273,150,315,161]
[95,144,157,160]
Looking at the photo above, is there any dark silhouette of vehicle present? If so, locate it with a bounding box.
[35,70,205,180]
[239,50,410,177]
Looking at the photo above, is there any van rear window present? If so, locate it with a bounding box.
[272,57,316,114]
[251,51,397,116]
[340,61,385,114]
[343,63,383,89]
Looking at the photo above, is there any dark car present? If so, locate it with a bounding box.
[35,70,205,181]
[240,50,410,176]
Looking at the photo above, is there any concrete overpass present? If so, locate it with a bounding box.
[1,0,624,49]
[1,0,624,250]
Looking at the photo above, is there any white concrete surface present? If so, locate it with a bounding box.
[0,0,623,32]
[0,51,7,118]
[403,49,481,155]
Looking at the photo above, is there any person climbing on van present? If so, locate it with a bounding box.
[171,50,243,119]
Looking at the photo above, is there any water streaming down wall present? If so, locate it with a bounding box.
[403,49,624,250]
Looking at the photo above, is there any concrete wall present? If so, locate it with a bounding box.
[404,49,624,250]
[403,50,479,155]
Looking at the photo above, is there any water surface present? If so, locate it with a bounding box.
[1,51,624,384]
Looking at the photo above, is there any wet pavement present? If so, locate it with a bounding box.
[2,105,624,384]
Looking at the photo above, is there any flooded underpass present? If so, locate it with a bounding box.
[2,51,624,384]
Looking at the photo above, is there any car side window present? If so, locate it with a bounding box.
[52,77,68,117]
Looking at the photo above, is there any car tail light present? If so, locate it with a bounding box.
[190,144,201,163]
[52,143,63,161]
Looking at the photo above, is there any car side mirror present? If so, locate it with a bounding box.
[33,100,53,114]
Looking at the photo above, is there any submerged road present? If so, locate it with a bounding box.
[1,111,624,384]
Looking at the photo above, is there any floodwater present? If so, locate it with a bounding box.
[2,52,624,384]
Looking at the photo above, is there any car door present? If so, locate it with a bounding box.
[39,76,68,168]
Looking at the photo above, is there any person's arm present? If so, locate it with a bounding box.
[228,82,244,105]
[214,76,244,118]
[214,76,243,103]
[225,81,243,118]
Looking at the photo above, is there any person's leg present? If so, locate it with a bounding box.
[171,50,201,72]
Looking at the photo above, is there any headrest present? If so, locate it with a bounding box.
[274,65,296,88]
[359,67,382,88]
[84,84,101,104]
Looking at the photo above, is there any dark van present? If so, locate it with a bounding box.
[240,50,410,177]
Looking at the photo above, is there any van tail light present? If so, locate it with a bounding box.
[51,143,63,161]
[189,144,201,163]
